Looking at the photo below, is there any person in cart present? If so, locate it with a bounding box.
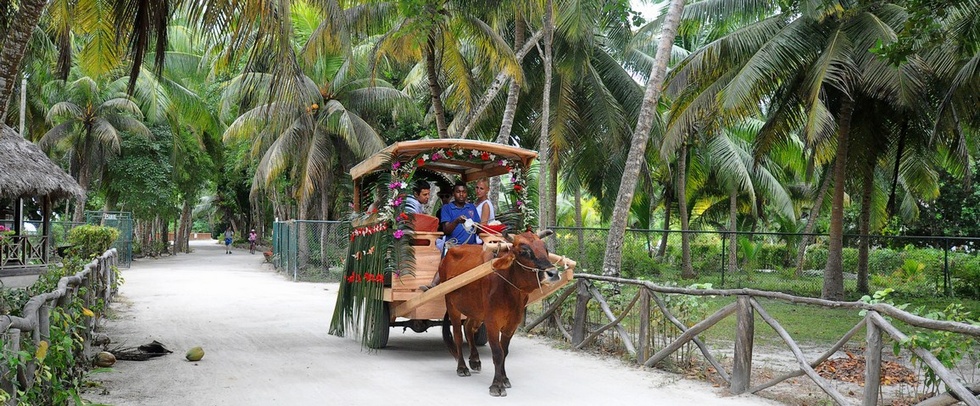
[404,179,431,214]
[420,180,481,291]
[440,180,481,245]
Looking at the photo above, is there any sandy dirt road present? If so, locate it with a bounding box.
[89,240,785,406]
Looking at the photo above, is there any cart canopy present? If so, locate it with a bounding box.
[350,139,537,182]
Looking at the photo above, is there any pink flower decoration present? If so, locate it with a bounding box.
[432,152,441,161]
[392,161,401,170]
[516,201,523,207]
[388,182,401,189]
[391,197,403,207]
[393,229,404,239]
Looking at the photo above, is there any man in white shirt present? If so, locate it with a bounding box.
[405,179,431,214]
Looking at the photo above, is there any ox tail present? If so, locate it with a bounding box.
[442,312,459,359]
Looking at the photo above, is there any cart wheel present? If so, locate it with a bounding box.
[368,303,390,349]
[472,323,488,346]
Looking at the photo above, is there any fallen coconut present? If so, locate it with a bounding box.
[185,346,205,361]
[95,351,116,367]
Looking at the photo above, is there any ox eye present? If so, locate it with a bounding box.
[520,246,532,256]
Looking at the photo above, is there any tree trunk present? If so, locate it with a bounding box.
[537,0,554,230]
[160,214,170,255]
[857,162,874,294]
[549,160,558,229]
[179,200,192,253]
[728,189,738,273]
[887,120,907,217]
[459,28,543,140]
[73,159,91,223]
[823,98,855,300]
[657,186,671,258]
[490,17,527,201]
[600,0,685,276]
[574,184,584,260]
[677,143,695,278]
[795,164,833,276]
[426,32,449,139]
[0,0,48,119]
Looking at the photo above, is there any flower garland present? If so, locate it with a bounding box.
[379,147,535,226]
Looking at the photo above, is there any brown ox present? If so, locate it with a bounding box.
[440,230,561,397]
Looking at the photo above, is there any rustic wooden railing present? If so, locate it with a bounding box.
[0,235,49,270]
[526,274,980,406]
[0,249,118,404]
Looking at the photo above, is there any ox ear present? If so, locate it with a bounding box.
[491,255,513,269]
[536,229,553,239]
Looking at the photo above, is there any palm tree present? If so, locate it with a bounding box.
[658,0,937,298]
[0,0,49,120]
[601,0,685,278]
[38,76,152,222]
[370,0,522,139]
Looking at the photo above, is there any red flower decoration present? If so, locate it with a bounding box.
[480,152,490,161]
[446,150,454,157]
[347,274,356,283]
[416,158,425,166]
[514,184,523,191]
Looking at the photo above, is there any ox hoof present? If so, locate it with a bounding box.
[489,385,507,397]
[457,367,471,377]
[503,378,511,388]
[469,359,481,372]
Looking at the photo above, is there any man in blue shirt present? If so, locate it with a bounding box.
[440,181,481,245]
[421,181,480,292]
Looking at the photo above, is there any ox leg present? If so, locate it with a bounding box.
[498,330,516,389]
[487,324,507,397]
[464,319,482,372]
[448,308,470,377]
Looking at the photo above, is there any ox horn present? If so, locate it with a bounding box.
[536,229,553,239]
[501,229,514,243]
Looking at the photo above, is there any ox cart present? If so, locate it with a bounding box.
[328,139,576,348]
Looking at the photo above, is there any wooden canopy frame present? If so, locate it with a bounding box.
[349,139,537,211]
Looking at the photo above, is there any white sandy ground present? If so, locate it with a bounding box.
[87,240,787,406]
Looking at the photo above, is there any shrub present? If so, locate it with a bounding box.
[67,225,120,259]
[757,244,790,268]
[867,248,904,276]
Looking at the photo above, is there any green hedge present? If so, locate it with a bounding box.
[67,225,120,259]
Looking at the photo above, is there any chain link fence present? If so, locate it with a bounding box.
[272,220,349,282]
[551,227,980,299]
[271,221,980,299]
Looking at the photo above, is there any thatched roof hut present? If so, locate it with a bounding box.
[0,125,84,200]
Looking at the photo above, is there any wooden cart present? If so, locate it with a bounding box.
[331,139,576,348]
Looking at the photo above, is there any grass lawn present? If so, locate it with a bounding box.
[699,295,980,347]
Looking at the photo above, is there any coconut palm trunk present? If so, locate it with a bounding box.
[823,98,855,300]
[677,142,695,278]
[574,185,584,259]
[856,162,874,294]
[426,32,449,139]
[657,186,671,258]
[795,164,833,276]
[490,17,526,201]
[601,0,685,276]
[0,0,48,119]
[728,189,738,273]
[537,0,554,230]
[73,158,92,223]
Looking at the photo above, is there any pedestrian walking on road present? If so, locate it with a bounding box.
[224,229,234,254]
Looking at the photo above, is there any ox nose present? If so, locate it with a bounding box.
[541,267,561,284]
